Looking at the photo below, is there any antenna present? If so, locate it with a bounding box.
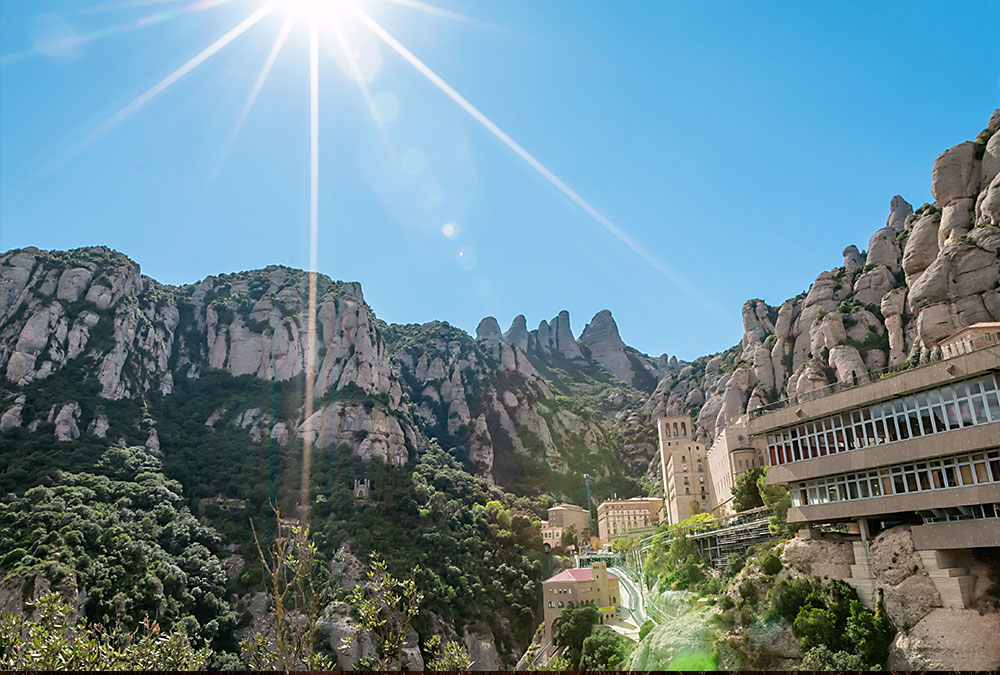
[584,474,596,537]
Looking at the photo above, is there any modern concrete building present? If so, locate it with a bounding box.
[748,343,1000,609]
[707,417,766,516]
[657,416,711,524]
[940,322,1000,359]
[541,561,620,644]
[596,497,662,547]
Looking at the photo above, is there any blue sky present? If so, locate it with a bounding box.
[1,0,998,361]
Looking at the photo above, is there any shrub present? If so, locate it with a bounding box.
[719,594,735,610]
[769,576,814,623]
[638,620,655,641]
[739,579,758,605]
[723,553,745,579]
[845,598,894,666]
[761,552,783,576]
[793,607,838,651]
[800,644,866,670]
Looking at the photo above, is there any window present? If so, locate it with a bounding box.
[548,601,554,608]
[766,374,1000,466]
[789,448,1000,507]
[558,601,563,607]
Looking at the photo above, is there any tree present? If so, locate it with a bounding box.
[579,628,634,669]
[240,509,333,671]
[845,596,894,667]
[0,592,211,670]
[638,619,655,641]
[793,607,838,651]
[424,634,473,670]
[341,552,423,670]
[561,525,578,549]
[732,467,765,512]
[757,467,795,536]
[552,604,599,668]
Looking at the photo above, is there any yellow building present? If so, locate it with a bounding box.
[596,496,662,547]
[542,562,620,644]
[657,416,711,524]
[940,322,1000,359]
[707,417,766,516]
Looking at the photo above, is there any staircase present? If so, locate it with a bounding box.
[846,540,877,609]
[918,550,977,609]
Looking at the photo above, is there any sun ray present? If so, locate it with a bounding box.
[207,15,295,181]
[69,0,233,15]
[0,0,236,66]
[354,8,725,316]
[327,20,393,149]
[383,0,497,29]
[300,21,320,521]
[40,2,276,176]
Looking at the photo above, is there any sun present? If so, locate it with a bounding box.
[277,0,361,24]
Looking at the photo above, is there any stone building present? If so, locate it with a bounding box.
[540,503,591,552]
[748,343,1000,609]
[940,322,1000,359]
[657,416,711,524]
[541,561,620,645]
[707,417,766,516]
[596,497,662,547]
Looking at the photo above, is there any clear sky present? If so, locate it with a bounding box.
[1,0,998,361]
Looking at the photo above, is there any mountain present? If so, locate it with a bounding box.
[1,106,997,668]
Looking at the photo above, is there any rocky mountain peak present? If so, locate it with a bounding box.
[476,316,502,346]
[503,315,529,351]
[579,309,632,383]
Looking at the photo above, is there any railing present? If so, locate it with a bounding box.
[748,356,945,419]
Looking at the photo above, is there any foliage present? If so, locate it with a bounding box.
[643,532,708,592]
[723,553,745,580]
[799,644,867,670]
[760,551,783,576]
[731,467,765,512]
[561,525,578,549]
[240,510,333,670]
[552,604,599,668]
[579,628,635,670]
[845,595,894,667]
[757,468,795,536]
[793,607,839,651]
[638,619,655,641]
[0,446,234,648]
[342,552,423,670]
[424,634,473,670]
[0,591,211,670]
[769,576,815,623]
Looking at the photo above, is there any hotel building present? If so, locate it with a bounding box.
[748,343,1000,608]
[596,497,663,547]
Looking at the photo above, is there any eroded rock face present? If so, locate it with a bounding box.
[932,141,980,205]
[579,309,634,383]
[888,608,1000,670]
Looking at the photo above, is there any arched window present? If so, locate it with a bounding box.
[558,601,563,608]
[673,422,679,435]
[681,422,687,435]
[548,601,554,608]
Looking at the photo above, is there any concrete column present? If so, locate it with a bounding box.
[858,517,871,542]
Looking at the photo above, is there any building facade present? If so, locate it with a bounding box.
[547,503,591,536]
[748,343,1000,609]
[657,416,711,524]
[706,417,766,516]
[596,497,662,547]
[541,562,620,643]
[940,322,1000,359]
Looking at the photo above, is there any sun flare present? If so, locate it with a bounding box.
[277,0,360,24]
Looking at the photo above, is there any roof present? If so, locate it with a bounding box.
[549,503,587,511]
[544,568,618,583]
[941,322,1000,343]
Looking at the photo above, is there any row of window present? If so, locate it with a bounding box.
[767,374,1000,466]
[790,449,1000,508]
[921,502,1000,523]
